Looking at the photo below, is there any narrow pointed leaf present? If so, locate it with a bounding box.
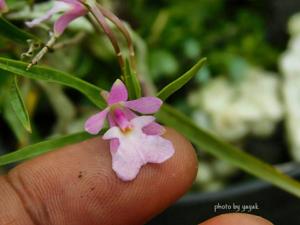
[0,16,41,44]
[0,69,10,109]
[0,132,93,166]
[123,59,142,99]
[3,99,29,145]
[157,104,300,198]
[9,76,32,132]
[0,58,106,108]
[157,58,207,100]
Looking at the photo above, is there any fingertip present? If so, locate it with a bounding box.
[200,213,274,225]
[163,127,198,189]
[116,127,198,224]
[4,128,198,225]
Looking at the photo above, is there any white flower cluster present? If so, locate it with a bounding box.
[189,68,283,141]
[280,13,300,161]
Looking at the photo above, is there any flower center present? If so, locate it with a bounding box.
[112,108,132,132]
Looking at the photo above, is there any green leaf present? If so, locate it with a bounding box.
[123,59,142,99]
[0,132,93,166]
[0,57,106,109]
[157,58,207,100]
[3,99,29,145]
[157,104,300,197]
[0,69,11,109]
[0,16,40,44]
[9,76,32,132]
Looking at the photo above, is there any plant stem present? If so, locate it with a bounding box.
[97,3,136,73]
[26,34,56,70]
[86,2,124,70]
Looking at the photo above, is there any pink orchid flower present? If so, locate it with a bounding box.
[25,0,87,37]
[103,116,174,181]
[85,79,175,181]
[85,79,165,136]
[0,0,8,13]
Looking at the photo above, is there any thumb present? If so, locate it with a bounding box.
[0,128,197,225]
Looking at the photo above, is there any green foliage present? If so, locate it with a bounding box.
[8,76,32,132]
[0,16,40,45]
[0,58,106,109]
[129,0,279,82]
[0,132,93,166]
[3,99,29,144]
[157,104,300,197]
[149,49,179,79]
[123,59,142,99]
[157,58,206,100]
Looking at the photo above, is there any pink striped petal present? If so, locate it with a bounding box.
[142,122,166,135]
[54,4,87,36]
[84,108,109,134]
[124,97,162,114]
[108,79,128,105]
[0,0,8,13]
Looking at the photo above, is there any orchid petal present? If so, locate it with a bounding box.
[112,147,143,181]
[143,122,166,135]
[123,108,166,135]
[0,0,8,13]
[124,97,163,114]
[109,139,120,154]
[122,109,164,135]
[108,79,128,105]
[25,2,68,28]
[103,126,122,140]
[140,134,174,164]
[131,116,156,129]
[122,107,137,120]
[54,4,87,36]
[59,0,81,4]
[103,116,174,181]
[108,113,120,153]
[84,108,109,134]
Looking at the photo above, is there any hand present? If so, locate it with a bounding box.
[0,128,272,225]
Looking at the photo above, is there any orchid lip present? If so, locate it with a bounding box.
[102,116,175,181]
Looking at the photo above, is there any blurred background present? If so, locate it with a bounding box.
[1,0,300,224]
